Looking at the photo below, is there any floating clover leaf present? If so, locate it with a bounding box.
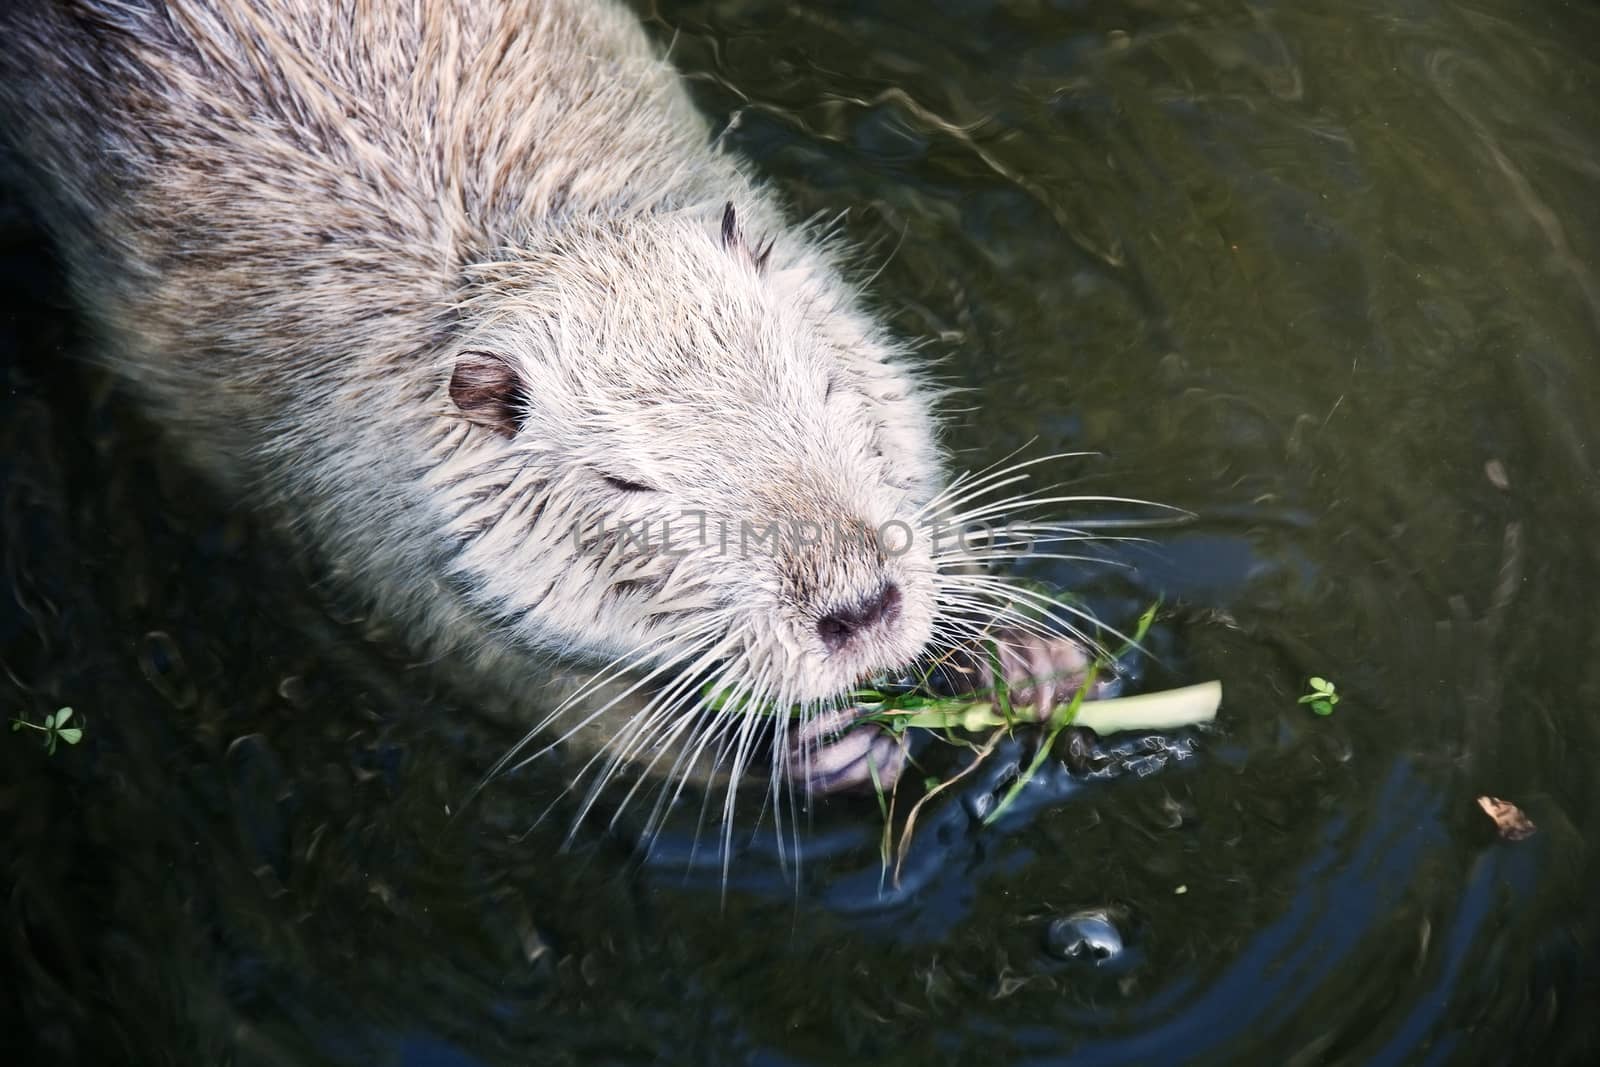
[10,707,85,755]
[1298,677,1340,716]
[53,708,83,746]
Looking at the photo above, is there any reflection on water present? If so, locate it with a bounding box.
[4,0,1599,1062]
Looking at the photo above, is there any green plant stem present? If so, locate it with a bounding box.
[874,680,1222,735]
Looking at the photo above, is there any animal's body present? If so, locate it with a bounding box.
[0,0,1089,807]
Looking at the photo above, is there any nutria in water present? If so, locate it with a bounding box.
[0,0,1099,821]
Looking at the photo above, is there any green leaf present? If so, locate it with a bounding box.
[1297,693,1321,704]
[57,728,83,745]
[1309,677,1332,693]
[1110,599,1162,660]
[44,733,56,755]
[867,754,889,821]
[42,712,55,730]
[1327,693,1340,706]
[1135,601,1159,639]
[10,720,22,732]
[53,707,73,726]
[922,775,941,793]
[1311,699,1334,716]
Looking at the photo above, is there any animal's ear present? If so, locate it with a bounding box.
[449,350,523,437]
[719,201,775,273]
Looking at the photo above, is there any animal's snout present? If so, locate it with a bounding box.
[816,582,902,652]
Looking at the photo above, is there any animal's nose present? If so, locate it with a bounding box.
[816,582,902,652]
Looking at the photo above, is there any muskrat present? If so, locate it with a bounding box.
[0,0,1104,826]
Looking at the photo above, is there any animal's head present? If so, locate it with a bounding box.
[433,204,946,714]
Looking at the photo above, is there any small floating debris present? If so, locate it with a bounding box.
[1476,795,1536,841]
[1299,676,1340,716]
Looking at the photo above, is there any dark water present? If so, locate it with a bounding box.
[5,0,1599,1062]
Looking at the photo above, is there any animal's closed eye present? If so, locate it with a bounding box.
[601,473,656,493]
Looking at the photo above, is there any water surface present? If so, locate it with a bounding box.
[4,0,1599,1062]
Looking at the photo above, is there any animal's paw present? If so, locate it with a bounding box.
[788,707,909,795]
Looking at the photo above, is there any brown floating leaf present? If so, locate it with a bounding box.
[1476,795,1536,841]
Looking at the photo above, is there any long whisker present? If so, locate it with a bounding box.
[570,636,743,836]
[614,652,760,845]
[913,447,1098,519]
[927,593,1076,645]
[937,573,1134,655]
[505,628,730,829]
[461,623,718,809]
[502,622,724,773]
[941,493,1188,528]
[943,551,1134,568]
